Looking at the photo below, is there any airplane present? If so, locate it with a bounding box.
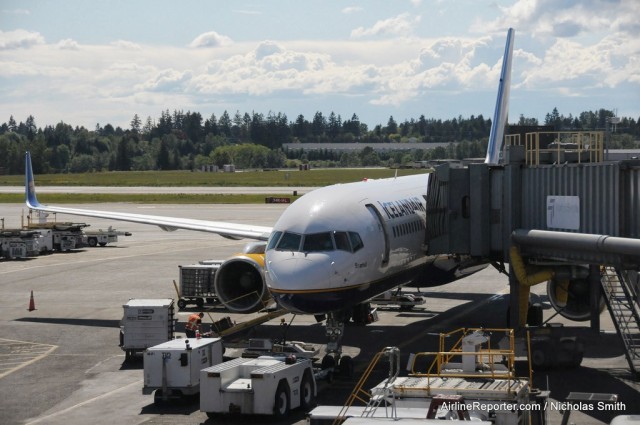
[25,29,515,368]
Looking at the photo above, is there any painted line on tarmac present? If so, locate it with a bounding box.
[0,338,58,379]
[24,378,143,425]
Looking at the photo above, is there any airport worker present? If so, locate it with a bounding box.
[185,312,204,338]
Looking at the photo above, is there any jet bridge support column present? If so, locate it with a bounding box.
[508,266,520,330]
[589,264,601,333]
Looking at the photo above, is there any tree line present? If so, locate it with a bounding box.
[0,108,638,175]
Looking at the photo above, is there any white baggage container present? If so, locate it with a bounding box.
[120,298,175,361]
[143,337,223,404]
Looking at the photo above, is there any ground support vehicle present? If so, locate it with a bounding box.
[242,338,320,359]
[84,226,132,247]
[309,328,549,425]
[1,236,27,259]
[120,298,176,362]
[528,323,585,370]
[30,228,53,253]
[52,224,87,251]
[27,222,88,251]
[143,337,224,405]
[0,230,40,259]
[200,355,316,418]
[177,261,221,309]
[370,289,425,311]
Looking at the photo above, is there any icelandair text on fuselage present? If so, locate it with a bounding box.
[441,401,627,412]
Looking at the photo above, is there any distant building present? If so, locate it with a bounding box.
[282,142,454,153]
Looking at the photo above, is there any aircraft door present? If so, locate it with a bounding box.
[366,204,390,267]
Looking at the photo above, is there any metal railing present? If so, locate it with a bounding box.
[505,131,604,166]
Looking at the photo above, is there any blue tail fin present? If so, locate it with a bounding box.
[25,151,41,208]
[485,28,515,165]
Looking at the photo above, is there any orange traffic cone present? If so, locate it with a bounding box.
[28,290,36,311]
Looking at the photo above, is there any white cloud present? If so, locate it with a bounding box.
[476,0,640,38]
[1,8,30,15]
[351,13,421,38]
[0,29,44,50]
[2,0,638,130]
[189,31,233,48]
[56,39,80,50]
[342,6,362,14]
[137,68,191,92]
[110,40,142,50]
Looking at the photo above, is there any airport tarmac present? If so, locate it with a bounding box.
[1,202,639,425]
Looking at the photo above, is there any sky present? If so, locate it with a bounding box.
[1,0,639,131]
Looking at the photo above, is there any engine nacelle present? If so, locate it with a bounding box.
[546,269,605,322]
[213,246,271,313]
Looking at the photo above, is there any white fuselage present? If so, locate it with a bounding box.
[265,173,434,314]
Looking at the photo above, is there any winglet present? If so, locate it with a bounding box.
[25,151,41,208]
[485,28,515,165]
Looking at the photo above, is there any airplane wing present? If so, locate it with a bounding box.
[24,152,272,241]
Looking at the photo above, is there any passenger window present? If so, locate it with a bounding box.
[303,232,334,252]
[267,231,282,251]
[348,232,364,252]
[333,231,351,252]
[277,232,302,251]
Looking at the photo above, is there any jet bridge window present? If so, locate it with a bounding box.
[275,232,302,251]
[303,232,334,252]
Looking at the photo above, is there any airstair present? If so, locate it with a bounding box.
[601,267,640,377]
[332,347,400,424]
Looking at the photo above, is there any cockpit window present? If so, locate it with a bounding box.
[267,231,282,251]
[276,232,302,251]
[269,230,363,253]
[303,232,334,252]
[333,231,351,252]
[349,232,364,252]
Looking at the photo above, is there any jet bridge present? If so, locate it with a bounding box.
[423,130,640,376]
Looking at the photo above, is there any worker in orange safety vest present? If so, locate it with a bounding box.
[185,312,203,338]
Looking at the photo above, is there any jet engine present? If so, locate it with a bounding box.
[213,243,271,313]
[546,273,604,322]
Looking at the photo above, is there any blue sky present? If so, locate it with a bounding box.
[1,0,638,130]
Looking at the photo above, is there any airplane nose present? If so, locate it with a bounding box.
[266,252,338,313]
[267,254,329,289]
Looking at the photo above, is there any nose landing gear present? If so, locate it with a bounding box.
[320,303,377,379]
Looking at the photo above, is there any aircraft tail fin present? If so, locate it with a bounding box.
[25,151,42,208]
[484,28,515,165]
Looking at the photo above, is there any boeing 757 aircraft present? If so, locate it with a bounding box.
[26,29,515,365]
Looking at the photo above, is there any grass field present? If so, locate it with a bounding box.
[0,168,430,203]
[0,168,426,187]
